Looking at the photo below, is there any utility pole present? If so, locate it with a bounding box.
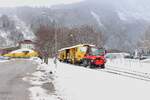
[53,20,58,69]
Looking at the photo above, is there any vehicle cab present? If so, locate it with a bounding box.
[83,46,106,68]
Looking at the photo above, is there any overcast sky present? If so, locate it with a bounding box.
[0,0,83,7]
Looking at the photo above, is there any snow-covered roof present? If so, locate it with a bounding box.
[58,44,95,52]
[10,48,35,53]
[19,40,35,44]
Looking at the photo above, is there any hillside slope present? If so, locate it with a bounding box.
[0,14,34,48]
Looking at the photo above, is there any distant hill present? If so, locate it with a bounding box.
[0,0,150,51]
[0,14,34,48]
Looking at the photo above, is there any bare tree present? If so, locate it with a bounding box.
[68,25,104,47]
[134,27,150,56]
[143,29,150,48]
[35,25,55,64]
[138,28,150,52]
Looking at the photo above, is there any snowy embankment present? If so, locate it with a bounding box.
[0,59,9,62]
[0,56,10,62]
[23,58,61,100]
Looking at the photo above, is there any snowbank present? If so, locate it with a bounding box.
[0,59,9,62]
[29,86,58,100]
[23,58,59,100]
[0,56,10,62]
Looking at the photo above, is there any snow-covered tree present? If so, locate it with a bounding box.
[137,27,150,54]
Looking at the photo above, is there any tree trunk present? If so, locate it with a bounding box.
[44,57,48,64]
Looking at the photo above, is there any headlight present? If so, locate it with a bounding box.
[91,59,94,62]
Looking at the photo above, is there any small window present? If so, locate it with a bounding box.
[90,48,105,56]
[23,51,29,55]
[79,47,87,52]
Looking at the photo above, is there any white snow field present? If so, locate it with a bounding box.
[47,59,150,100]
[106,58,150,74]
[105,53,150,75]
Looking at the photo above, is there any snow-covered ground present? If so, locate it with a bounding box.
[0,56,10,62]
[0,59,9,62]
[24,58,150,100]
[51,59,150,100]
[106,58,150,74]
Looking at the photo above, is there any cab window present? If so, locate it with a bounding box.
[90,48,105,56]
[79,46,87,53]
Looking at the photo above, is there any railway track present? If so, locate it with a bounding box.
[97,66,150,82]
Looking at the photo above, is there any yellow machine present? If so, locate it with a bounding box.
[4,49,39,58]
[58,44,95,64]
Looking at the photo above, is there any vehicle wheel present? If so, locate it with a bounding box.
[87,63,91,68]
[100,64,105,69]
[82,59,88,67]
[83,59,92,68]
